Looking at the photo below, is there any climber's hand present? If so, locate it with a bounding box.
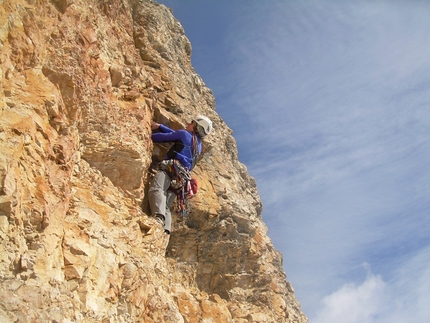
[151,121,160,130]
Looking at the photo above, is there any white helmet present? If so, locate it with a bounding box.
[194,115,212,137]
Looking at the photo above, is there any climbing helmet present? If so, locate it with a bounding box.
[193,115,212,137]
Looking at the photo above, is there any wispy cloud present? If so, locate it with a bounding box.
[157,0,430,320]
[212,0,430,318]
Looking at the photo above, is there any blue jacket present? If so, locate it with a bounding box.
[152,124,202,170]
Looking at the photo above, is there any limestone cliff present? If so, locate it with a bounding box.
[0,0,308,322]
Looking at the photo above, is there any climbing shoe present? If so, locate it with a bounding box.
[155,214,165,226]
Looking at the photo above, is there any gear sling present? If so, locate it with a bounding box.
[160,133,199,216]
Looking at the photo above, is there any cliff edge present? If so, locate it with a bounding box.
[0,0,308,322]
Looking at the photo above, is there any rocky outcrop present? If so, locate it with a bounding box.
[0,0,308,322]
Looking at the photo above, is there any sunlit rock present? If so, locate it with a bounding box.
[0,0,307,322]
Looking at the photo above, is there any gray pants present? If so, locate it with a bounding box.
[148,170,176,233]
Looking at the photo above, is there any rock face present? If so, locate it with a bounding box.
[0,0,308,322]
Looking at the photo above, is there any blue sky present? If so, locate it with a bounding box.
[156,1,430,322]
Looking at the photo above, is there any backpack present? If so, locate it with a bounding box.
[189,133,199,170]
[166,133,200,171]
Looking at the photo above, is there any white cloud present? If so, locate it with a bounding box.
[312,248,430,323]
[313,269,386,323]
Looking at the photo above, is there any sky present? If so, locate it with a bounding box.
[156,1,430,322]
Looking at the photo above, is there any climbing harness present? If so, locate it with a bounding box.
[159,159,197,216]
[158,133,200,216]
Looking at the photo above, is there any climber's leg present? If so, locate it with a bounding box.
[163,190,176,234]
[148,170,171,226]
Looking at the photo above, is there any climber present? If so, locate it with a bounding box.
[148,115,213,234]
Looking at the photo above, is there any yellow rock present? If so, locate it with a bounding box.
[0,0,308,322]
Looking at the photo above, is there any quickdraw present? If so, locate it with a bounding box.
[159,160,196,216]
[174,178,197,216]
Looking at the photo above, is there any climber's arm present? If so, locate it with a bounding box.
[152,129,188,143]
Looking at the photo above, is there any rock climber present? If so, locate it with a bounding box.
[148,115,213,234]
